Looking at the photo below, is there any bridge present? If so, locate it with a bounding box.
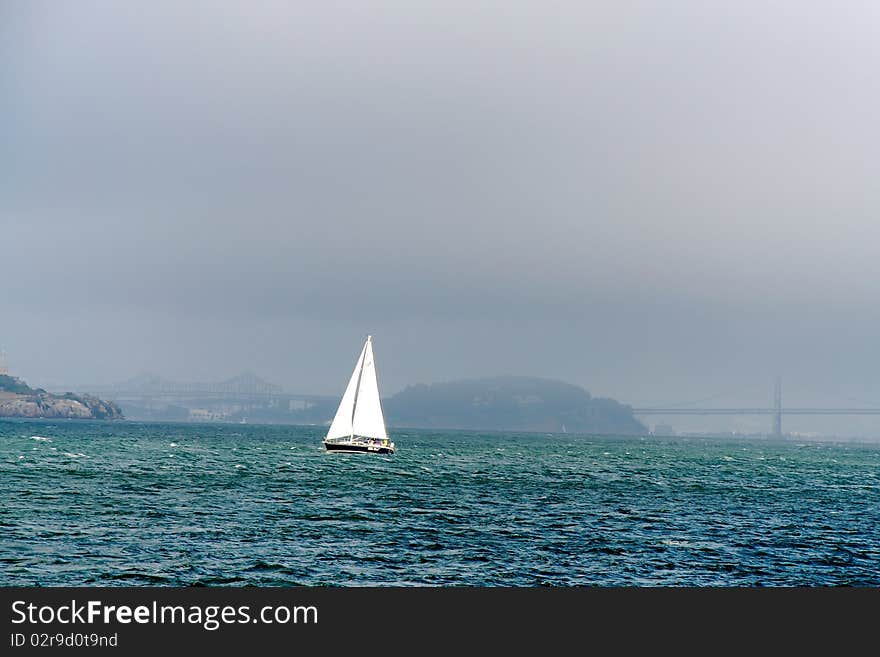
[632,378,880,436]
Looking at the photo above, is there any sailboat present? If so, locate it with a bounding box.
[323,335,395,454]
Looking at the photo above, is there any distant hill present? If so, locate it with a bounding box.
[0,375,124,420]
[383,376,646,435]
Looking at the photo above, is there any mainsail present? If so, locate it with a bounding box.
[325,336,388,440]
[352,338,388,440]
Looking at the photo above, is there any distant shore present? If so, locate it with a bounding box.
[0,375,123,420]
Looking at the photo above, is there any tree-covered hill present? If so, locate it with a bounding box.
[382,376,646,435]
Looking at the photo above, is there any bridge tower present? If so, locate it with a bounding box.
[772,376,782,437]
[0,350,7,376]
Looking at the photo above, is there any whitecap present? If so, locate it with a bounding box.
[169,442,178,447]
[234,464,246,469]
[30,436,52,442]
[64,452,87,458]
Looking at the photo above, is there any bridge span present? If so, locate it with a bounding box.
[633,377,880,435]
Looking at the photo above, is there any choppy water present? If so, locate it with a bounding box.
[1,420,878,586]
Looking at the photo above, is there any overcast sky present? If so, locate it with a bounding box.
[2,1,880,433]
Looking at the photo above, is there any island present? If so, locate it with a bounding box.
[383,376,646,435]
[0,375,124,420]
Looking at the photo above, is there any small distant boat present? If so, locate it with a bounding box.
[323,335,395,455]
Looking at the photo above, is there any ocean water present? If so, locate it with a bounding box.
[1,420,878,586]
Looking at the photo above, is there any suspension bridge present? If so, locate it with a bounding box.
[632,378,880,436]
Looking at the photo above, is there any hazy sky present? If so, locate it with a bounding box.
[3,2,880,432]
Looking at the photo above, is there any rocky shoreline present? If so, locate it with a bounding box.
[0,375,124,420]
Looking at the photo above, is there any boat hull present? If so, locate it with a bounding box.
[323,441,394,455]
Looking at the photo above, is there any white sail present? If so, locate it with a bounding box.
[352,336,388,440]
[325,340,368,440]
